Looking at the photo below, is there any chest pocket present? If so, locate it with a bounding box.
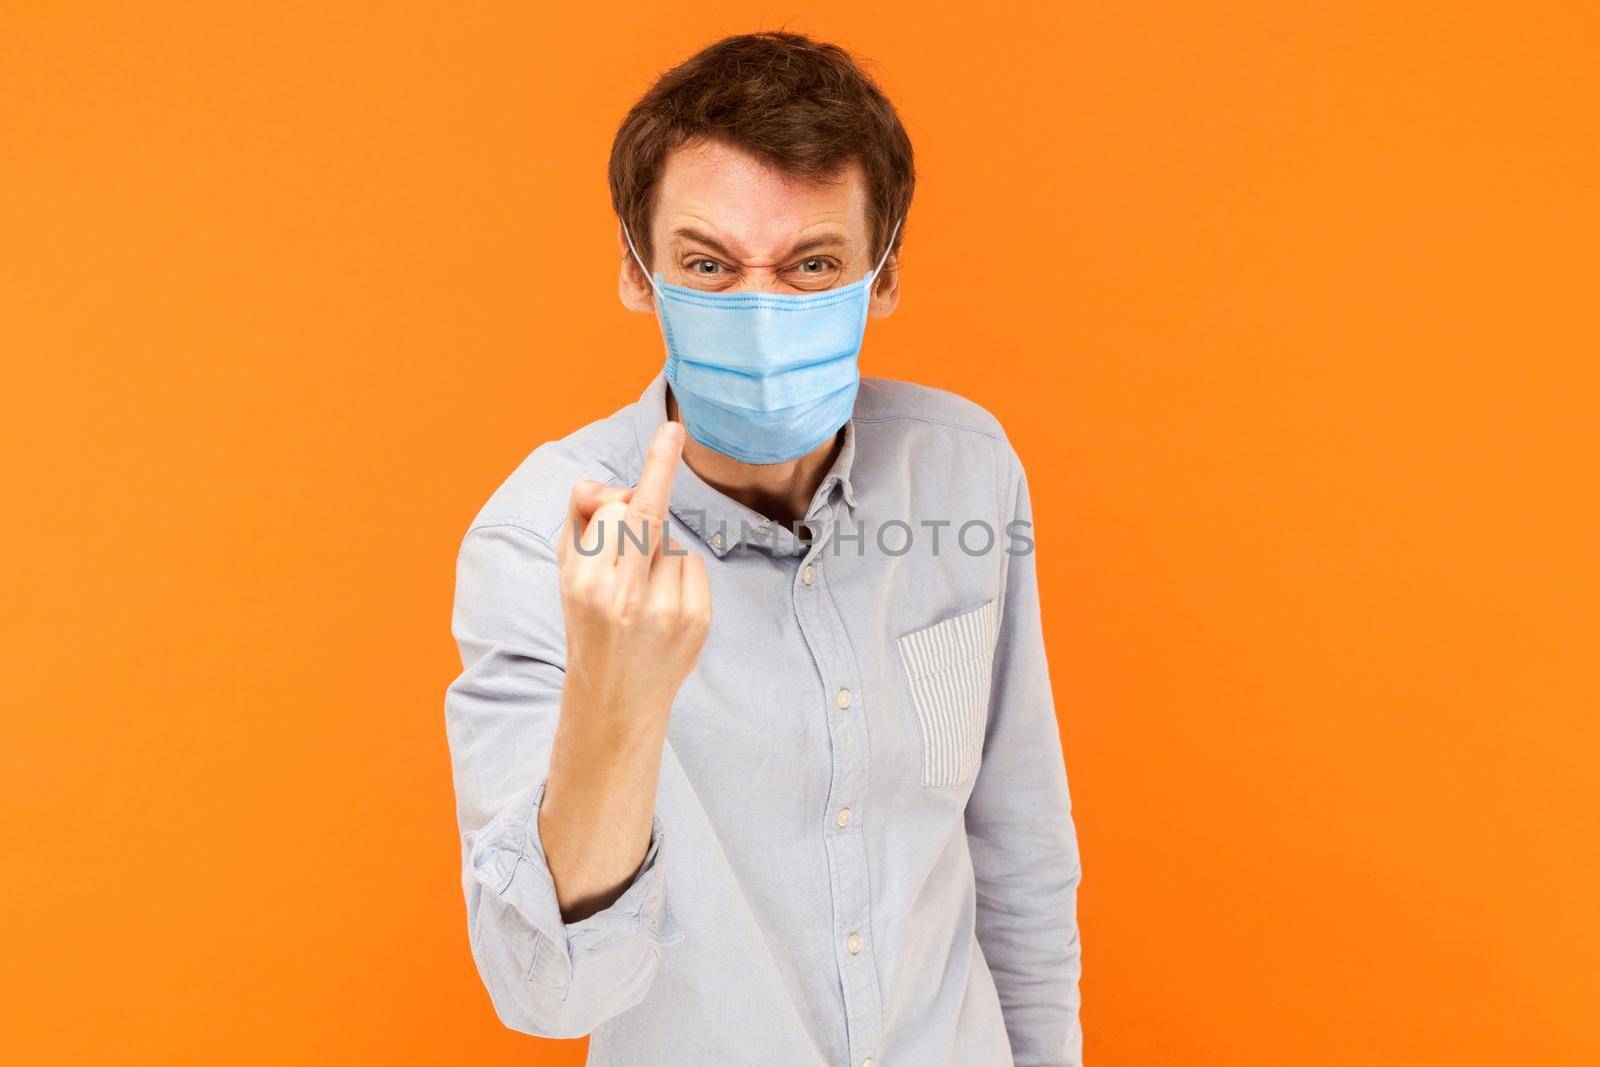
[896,597,1001,788]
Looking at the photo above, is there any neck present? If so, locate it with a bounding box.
[666,388,839,529]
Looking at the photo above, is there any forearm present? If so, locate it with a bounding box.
[539,684,669,923]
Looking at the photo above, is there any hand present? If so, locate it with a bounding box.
[556,421,712,737]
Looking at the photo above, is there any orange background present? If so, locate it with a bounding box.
[4,3,1597,1064]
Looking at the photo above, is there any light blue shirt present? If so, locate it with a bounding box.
[445,371,1083,1065]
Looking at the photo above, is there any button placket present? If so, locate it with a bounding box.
[790,514,884,1065]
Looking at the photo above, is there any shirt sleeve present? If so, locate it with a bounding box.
[965,452,1085,1066]
[445,521,684,1039]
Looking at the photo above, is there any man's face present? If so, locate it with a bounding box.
[619,138,898,315]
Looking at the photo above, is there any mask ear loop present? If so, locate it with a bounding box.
[865,217,903,292]
[620,221,661,299]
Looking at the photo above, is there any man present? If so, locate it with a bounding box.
[445,31,1083,1067]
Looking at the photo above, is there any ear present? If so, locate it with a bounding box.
[618,226,656,313]
[867,251,900,318]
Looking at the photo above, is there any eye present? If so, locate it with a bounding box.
[784,257,841,287]
[688,258,723,276]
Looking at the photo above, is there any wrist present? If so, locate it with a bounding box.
[561,671,672,738]
[554,686,668,764]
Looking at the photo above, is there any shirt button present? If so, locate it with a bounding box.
[847,932,862,954]
[801,563,815,586]
[835,807,853,828]
[836,688,852,710]
[862,1060,876,1067]
[711,531,725,550]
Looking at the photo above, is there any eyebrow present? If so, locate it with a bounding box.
[669,227,850,262]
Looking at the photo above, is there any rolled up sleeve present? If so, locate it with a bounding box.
[467,778,681,1037]
[446,519,683,1039]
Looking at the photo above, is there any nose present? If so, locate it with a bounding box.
[727,266,792,294]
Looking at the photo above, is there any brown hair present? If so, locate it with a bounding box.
[608,31,915,270]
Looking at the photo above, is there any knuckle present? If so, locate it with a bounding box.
[558,564,583,593]
[641,598,675,627]
[564,571,598,606]
[608,583,644,622]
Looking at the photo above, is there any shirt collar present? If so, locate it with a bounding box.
[626,370,859,558]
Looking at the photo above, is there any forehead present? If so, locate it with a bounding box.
[654,138,870,255]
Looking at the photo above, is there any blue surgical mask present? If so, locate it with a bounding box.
[623,219,901,465]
